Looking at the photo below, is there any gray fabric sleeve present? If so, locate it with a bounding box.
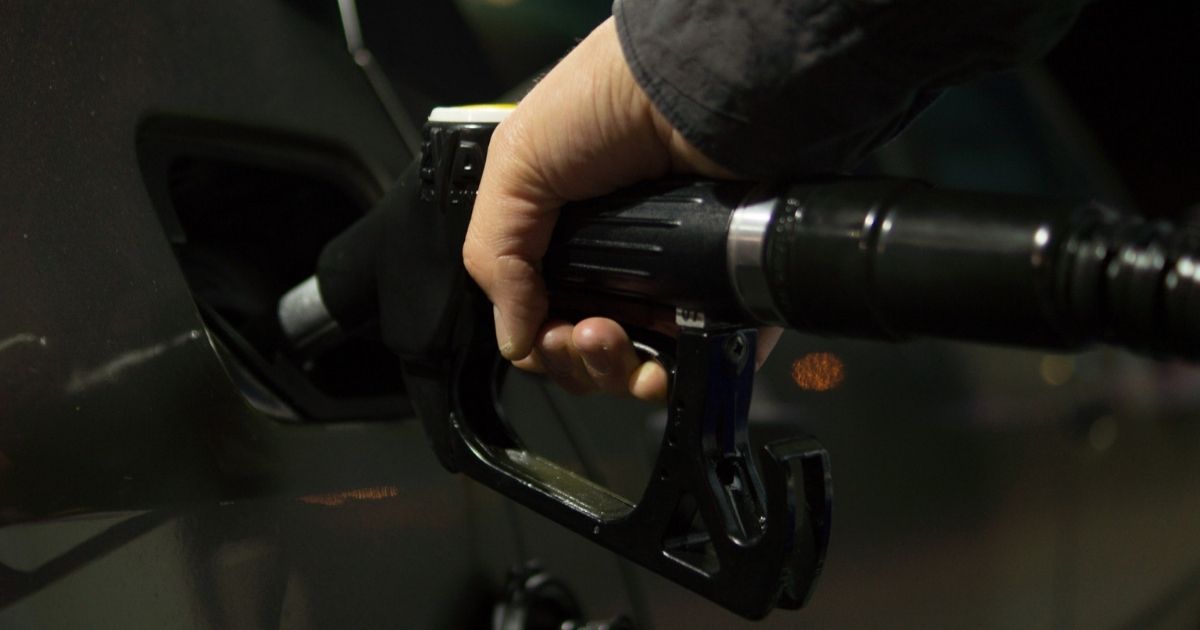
[613,0,1085,178]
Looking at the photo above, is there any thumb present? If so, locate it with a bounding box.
[462,119,561,361]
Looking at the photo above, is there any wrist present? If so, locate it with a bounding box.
[601,16,736,178]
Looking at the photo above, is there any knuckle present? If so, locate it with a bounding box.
[461,241,487,282]
[491,115,529,153]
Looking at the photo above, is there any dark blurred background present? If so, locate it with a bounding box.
[347,0,1198,218]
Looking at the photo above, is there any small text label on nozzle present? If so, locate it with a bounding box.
[676,308,706,328]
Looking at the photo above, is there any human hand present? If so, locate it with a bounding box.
[463,16,781,402]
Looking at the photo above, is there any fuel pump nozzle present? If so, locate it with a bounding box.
[277,105,1200,619]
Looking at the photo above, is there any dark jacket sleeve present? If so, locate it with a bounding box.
[613,0,1085,178]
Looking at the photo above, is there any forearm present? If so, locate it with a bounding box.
[614,0,1086,178]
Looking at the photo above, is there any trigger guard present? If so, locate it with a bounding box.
[436,300,829,620]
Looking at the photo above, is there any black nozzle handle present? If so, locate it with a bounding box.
[545,177,1200,361]
[543,179,753,324]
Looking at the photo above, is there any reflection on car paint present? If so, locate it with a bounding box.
[65,330,203,394]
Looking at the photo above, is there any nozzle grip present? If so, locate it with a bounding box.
[544,179,754,324]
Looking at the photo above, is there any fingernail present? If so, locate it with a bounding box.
[630,362,663,400]
[493,305,514,358]
[580,345,611,376]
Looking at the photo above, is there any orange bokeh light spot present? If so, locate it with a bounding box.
[791,353,845,391]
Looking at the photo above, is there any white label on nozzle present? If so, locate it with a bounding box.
[427,104,516,124]
[676,308,706,329]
